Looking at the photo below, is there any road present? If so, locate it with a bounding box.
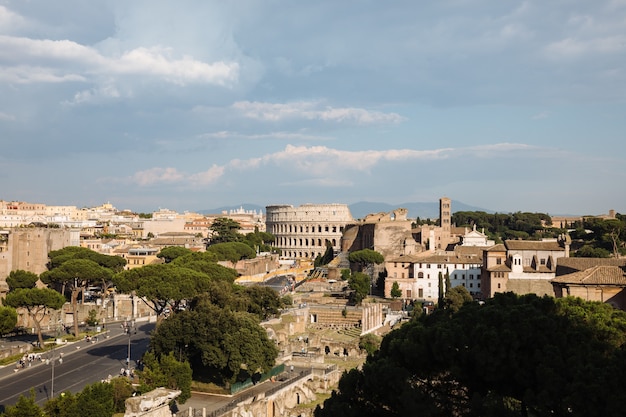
[0,320,154,409]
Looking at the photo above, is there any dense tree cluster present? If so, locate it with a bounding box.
[452,211,625,257]
[316,293,626,417]
[570,215,626,258]
[206,218,277,254]
[452,211,553,241]
[149,297,278,386]
[1,378,135,417]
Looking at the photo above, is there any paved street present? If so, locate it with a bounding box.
[0,319,154,410]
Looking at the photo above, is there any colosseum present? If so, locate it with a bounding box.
[265,204,354,259]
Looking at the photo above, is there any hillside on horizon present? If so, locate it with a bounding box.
[199,200,491,220]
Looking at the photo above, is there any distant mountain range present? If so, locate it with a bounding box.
[199,200,491,220]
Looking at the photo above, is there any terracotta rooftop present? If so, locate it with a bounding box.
[552,265,626,286]
[505,240,564,251]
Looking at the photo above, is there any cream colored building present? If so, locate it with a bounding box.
[266,204,353,260]
[385,246,484,300]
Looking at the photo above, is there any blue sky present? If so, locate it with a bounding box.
[1,0,624,216]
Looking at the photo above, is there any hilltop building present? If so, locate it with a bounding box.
[384,246,484,300]
[551,257,626,309]
[481,235,571,298]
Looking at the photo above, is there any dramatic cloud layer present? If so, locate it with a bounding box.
[0,0,624,215]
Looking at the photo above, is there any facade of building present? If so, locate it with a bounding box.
[482,236,570,298]
[0,227,80,296]
[552,258,626,309]
[385,246,484,300]
[266,204,353,259]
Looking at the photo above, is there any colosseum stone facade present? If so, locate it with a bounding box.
[265,204,354,259]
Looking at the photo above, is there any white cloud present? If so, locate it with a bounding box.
[0,6,26,34]
[544,35,626,59]
[0,35,239,87]
[228,143,529,177]
[63,84,122,105]
[129,165,224,187]
[0,65,85,84]
[131,167,186,186]
[0,111,16,121]
[232,101,406,124]
[198,130,331,141]
[188,165,225,186]
[107,47,239,86]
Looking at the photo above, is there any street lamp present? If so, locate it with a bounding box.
[47,346,63,399]
[123,319,135,368]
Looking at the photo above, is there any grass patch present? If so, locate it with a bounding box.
[297,392,331,410]
[190,381,229,395]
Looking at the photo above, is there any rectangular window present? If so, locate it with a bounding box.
[540,258,546,265]
[470,274,473,280]
[407,289,412,298]
[497,258,502,265]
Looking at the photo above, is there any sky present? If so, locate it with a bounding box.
[1,1,625,216]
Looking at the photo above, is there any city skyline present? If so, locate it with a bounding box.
[1,1,625,215]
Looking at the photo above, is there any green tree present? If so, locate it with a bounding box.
[43,390,78,417]
[172,252,238,283]
[139,351,192,403]
[242,229,276,253]
[4,288,65,346]
[149,300,278,386]
[206,242,256,264]
[113,263,212,320]
[348,249,384,272]
[316,293,626,417]
[340,269,351,281]
[359,333,382,356]
[6,270,38,290]
[237,285,282,320]
[46,247,126,303]
[443,285,473,312]
[41,258,113,336]
[390,282,402,299]
[2,389,44,417]
[437,271,444,307]
[315,241,335,267]
[157,246,192,263]
[348,272,370,305]
[208,218,242,245]
[0,306,18,335]
[74,382,115,417]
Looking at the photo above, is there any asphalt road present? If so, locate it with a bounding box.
[0,320,154,410]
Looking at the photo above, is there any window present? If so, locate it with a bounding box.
[418,272,424,279]
[540,258,546,265]
[497,283,501,289]
[469,274,473,280]
[407,289,412,298]
[496,258,502,265]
